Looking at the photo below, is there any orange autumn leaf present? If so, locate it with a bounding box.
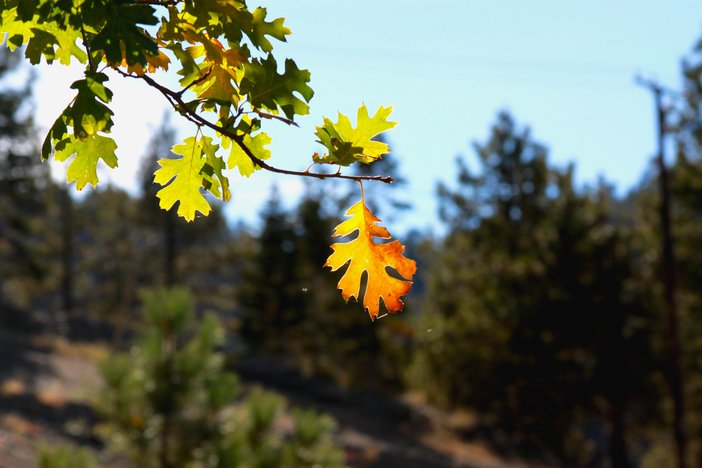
[114,39,171,76]
[100,32,172,75]
[326,190,416,320]
[121,49,170,75]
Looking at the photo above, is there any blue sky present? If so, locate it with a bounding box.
[32,1,702,234]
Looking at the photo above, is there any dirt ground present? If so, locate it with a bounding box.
[0,310,551,468]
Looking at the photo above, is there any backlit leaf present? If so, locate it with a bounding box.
[154,136,211,222]
[1,9,84,66]
[240,55,313,120]
[25,28,55,64]
[200,135,231,202]
[314,104,397,166]
[185,33,246,103]
[116,41,171,75]
[249,7,290,53]
[1,8,33,51]
[54,134,118,190]
[42,106,70,160]
[192,65,240,103]
[227,131,271,177]
[168,41,207,87]
[49,25,87,66]
[326,188,416,319]
[68,71,114,137]
[182,0,288,53]
[25,25,86,65]
[91,1,159,67]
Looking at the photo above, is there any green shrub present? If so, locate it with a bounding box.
[94,287,346,468]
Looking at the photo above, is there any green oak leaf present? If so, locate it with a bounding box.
[17,0,40,22]
[313,104,397,166]
[46,23,87,65]
[25,28,56,64]
[42,105,71,160]
[68,71,114,137]
[79,0,110,30]
[240,55,313,120]
[156,5,186,42]
[226,132,271,177]
[185,0,246,39]
[184,0,287,53]
[313,121,362,166]
[154,136,211,222]
[191,65,240,104]
[168,42,207,87]
[200,135,230,202]
[91,1,158,67]
[1,8,32,51]
[1,7,87,65]
[54,134,118,190]
[249,7,290,53]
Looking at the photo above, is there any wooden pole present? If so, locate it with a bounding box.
[638,77,686,468]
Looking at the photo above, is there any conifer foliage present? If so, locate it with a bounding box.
[0,47,53,308]
[409,112,661,464]
[96,288,347,468]
[240,186,411,388]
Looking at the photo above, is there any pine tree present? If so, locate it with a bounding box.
[657,36,702,465]
[239,185,301,352]
[138,113,179,287]
[72,185,140,326]
[96,287,346,468]
[239,182,410,389]
[137,113,229,289]
[409,112,660,466]
[0,47,52,310]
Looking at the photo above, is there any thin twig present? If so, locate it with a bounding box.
[251,108,299,127]
[80,23,94,72]
[116,69,394,184]
[178,64,214,97]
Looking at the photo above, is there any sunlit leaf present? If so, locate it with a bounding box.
[314,104,397,166]
[326,188,416,319]
[200,135,231,202]
[91,1,159,67]
[68,71,114,137]
[154,136,211,222]
[54,134,118,190]
[226,131,271,177]
[241,55,313,119]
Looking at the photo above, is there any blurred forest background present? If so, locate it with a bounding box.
[5,22,702,468]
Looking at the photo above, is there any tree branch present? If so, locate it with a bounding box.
[178,64,213,97]
[80,23,94,72]
[135,0,179,5]
[116,69,394,184]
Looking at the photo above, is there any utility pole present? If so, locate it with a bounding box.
[637,76,686,468]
